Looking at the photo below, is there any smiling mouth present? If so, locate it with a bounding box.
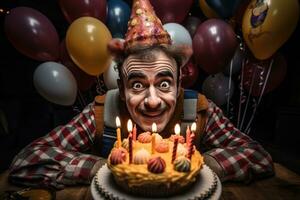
[141,110,165,118]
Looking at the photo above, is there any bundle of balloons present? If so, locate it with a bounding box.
[4,0,299,108]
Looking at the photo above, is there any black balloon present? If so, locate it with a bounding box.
[183,16,202,37]
[223,47,245,76]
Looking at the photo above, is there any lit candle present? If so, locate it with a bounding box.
[186,125,191,147]
[172,124,180,163]
[151,123,157,154]
[187,122,196,160]
[127,119,133,164]
[116,117,122,148]
[133,124,137,141]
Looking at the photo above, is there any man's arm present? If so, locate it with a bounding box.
[201,101,274,183]
[9,103,105,189]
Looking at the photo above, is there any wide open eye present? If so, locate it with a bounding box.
[132,82,144,90]
[159,81,170,89]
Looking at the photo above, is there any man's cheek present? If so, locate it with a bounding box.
[127,93,142,108]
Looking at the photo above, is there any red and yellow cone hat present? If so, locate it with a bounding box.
[108,0,192,66]
[124,0,171,50]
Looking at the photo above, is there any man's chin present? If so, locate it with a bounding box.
[138,117,168,132]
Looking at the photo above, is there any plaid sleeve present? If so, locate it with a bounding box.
[9,103,101,189]
[202,100,274,182]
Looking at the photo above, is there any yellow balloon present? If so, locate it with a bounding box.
[66,17,112,76]
[199,0,219,19]
[242,0,299,60]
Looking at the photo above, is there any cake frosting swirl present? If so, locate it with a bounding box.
[174,156,191,172]
[147,156,166,173]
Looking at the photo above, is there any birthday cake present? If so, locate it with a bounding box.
[103,126,204,197]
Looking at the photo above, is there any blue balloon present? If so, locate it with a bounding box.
[206,0,243,18]
[106,0,131,38]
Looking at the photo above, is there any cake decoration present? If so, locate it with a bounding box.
[155,140,169,153]
[147,156,166,174]
[133,148,151,164]
[110,148,127,165]
[137,131,152,143]
[121,138,129,150]
[177,143,188,156]
[174,156,191,172]
[169,134,185,144]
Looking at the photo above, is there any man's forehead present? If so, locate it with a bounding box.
[122,58,177,77]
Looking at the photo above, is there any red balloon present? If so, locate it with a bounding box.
[4,7,59,61]
[242,54,287,96]
[181,60,199,88]
[193,19,238,74]
[150,0,193,24]
[59,0,107,23]
[60,40,96,91]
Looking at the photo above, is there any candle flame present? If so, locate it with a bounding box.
[174,124,180,135]
[191,122,196,132]
[152,123,157,133]
[116,116,121,127]
[127,119,133,132]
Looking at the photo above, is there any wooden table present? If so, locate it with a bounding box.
[1,163,300,200]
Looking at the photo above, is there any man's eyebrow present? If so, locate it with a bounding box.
[127,71,146,81]
[155,70,174,79]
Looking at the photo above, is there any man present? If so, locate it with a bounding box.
[9,0,274,189]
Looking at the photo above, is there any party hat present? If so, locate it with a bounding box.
[107,0,192,66]
[124,0,171,51]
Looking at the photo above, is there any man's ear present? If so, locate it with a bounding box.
[117,79,125,101]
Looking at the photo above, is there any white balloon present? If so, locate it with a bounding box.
[34,61,77,106]
[103,60,119,89]
[163,23,193,47]
[202,73,234,106]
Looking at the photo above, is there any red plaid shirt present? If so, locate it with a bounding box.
[9,101,274,189]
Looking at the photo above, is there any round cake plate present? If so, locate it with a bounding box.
[91,164,222,200]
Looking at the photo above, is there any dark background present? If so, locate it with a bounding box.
[0,0,300,173]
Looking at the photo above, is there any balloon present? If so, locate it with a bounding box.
[183,16,202,37]
[233,0,251,25]
[66,17,112,76]
[206,0,243,18]
[242,0,299,60]
[223,47,245,76]
[199,0,219,18]
[4,7,59,61]
[59,0,107,23]
[202,73,235,106]
[103,60,120,90]
[106,0,131,38]
[163,23,192,46]
[150,0,193,24]
[193,19,238,74]
[242,54,287,97]
[60,40,96,91]
[34,62,77,106]
[181,60,199,89]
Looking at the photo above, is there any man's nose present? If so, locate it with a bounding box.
[145,86,161,110]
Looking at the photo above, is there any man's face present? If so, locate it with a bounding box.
[120,50,179,132]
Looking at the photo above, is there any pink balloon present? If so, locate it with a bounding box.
[4,7,59,61]
[150,0,193,24]
[59,0,107,23]
[193,19,237,74]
